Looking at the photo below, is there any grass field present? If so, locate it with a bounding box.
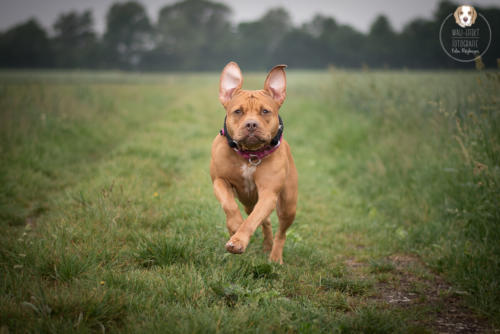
[0,69,499,333]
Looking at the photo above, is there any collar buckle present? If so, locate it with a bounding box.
[248,154,261,166]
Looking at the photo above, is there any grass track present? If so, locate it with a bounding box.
[0,70,499,332]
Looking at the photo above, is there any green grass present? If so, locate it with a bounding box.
[0,69,498,332]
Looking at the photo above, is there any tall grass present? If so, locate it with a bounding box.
[0,70,498,332]
[325,69,500,319]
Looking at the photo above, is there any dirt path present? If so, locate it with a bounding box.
[345,254,495,333]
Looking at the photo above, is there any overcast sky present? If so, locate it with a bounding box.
[1,0,499,34]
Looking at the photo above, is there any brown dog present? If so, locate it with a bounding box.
[210,62,298,264]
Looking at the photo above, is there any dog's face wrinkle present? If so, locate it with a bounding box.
[225,90,280,150]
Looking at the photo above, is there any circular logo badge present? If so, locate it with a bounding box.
[439,5,491,62]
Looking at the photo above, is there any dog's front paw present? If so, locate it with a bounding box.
[225,234,249,254]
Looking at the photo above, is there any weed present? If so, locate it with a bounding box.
[319,277,372,296]
[369,259,396,274]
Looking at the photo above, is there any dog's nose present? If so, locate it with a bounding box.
[463,17,468,22]
[245,120,259,131]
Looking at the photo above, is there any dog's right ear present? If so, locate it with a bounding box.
[219,62,243,107]
[454,6,461,24]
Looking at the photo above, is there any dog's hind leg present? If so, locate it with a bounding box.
[270,208,294,264]
[269,173,297,264]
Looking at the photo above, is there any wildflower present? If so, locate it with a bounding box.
[153,192,159,197]
[100,281,105,285]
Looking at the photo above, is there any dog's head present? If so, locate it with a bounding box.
[454,5,477,27]
[219,62,286,151]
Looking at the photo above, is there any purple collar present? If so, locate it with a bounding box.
[220,116,284,166]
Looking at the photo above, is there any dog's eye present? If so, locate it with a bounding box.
[460,11,463,14]
[262,109,270,114]
[233,109,241,114]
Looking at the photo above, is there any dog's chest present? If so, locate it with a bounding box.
[240,164,256,194]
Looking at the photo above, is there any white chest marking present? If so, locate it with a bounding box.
[240,164,256,194]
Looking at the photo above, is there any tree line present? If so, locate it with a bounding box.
[0,0,498,70]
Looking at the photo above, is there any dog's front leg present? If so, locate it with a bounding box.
[225,189,278,254]
[213,178,243,236]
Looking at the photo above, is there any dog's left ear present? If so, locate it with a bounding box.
[264,65,287,107]
[471,7,477,24]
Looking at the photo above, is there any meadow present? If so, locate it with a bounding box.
[0,69,498,333]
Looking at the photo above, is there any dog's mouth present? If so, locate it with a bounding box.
[236,133,269,151]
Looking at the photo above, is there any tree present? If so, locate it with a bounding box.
[479,7,500,68]
[236,8,292,69]
[155,0,233,70]
[303,14,338,38]
[367,15,398,67]
[273,28,325,69]
[434,0,458,22]
[104,1,152,69]
[314,22,366,68]
[400,19,442,68]
[0,0,497,70]
[52,10,100,68]
[0,19,52,68]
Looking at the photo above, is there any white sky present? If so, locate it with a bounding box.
[0,0,499,34]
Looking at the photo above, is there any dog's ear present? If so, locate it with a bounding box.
[264,65,287,107]
[454,6,461,24]
[219,62,243,107]
[471,6,477,24]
